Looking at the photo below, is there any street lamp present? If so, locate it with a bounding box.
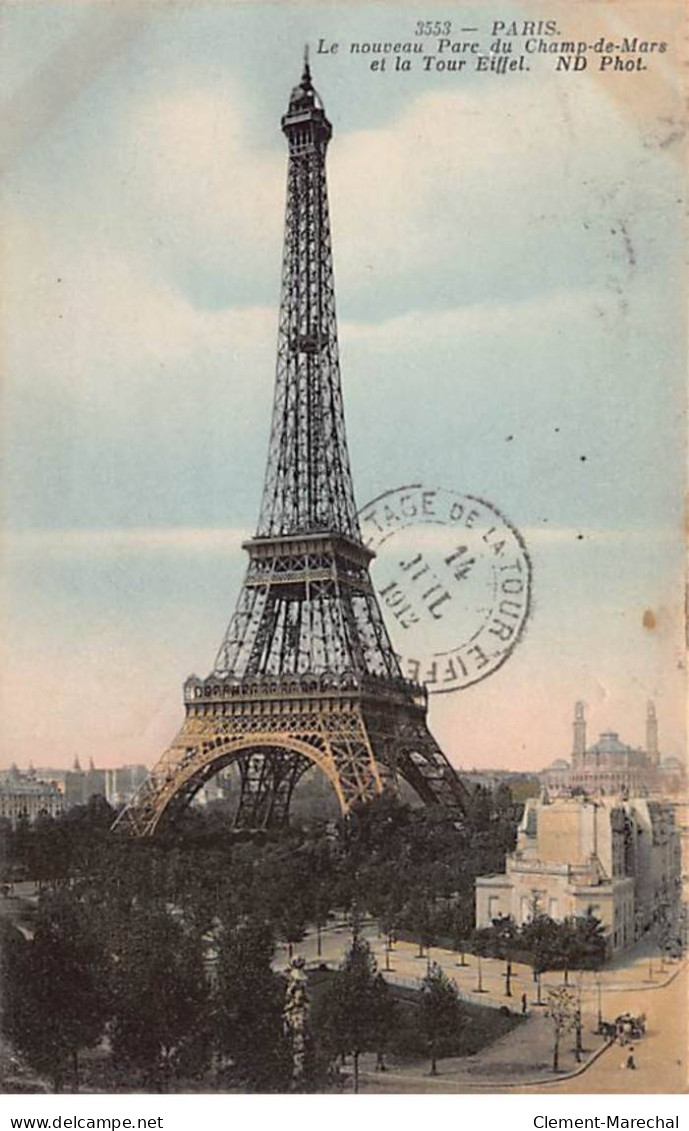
[595,972,603,1033]
[574,974,583,1060]
[647,925,655,982]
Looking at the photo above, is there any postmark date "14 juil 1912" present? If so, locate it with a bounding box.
[360,486,532,693]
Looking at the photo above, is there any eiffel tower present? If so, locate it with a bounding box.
[114,56,470,835]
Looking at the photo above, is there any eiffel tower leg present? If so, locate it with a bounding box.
[321,709,384,812]
[408,732,470,811]
[234,749,309,830]
[371,716,470,814]
[113,712,377,836]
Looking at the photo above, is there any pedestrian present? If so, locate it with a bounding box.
[625,1049,636,1070]
[521,992,528,1016]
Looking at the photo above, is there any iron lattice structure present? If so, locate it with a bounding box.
[114,59,470,835]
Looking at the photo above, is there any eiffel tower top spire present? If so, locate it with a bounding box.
[256,56,360,542]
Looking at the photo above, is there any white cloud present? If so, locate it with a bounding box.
[116,84,284,256]
[4,526,251,557]
[359,521,676,554]
[12,65,655,322]
[6,209,277,402]
[342,285,616,353]
[328,79,643,287]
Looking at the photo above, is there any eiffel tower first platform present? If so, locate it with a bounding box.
[114,57,470,835]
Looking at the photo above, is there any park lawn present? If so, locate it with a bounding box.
[307,967,524,1063]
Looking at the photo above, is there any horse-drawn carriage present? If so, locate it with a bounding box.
[600,1012,646,1042]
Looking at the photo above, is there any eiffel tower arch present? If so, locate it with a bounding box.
[114,56,471,836]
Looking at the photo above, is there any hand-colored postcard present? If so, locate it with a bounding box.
[1,0,686,1102]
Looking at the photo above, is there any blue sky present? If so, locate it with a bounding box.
[1,1,685,770]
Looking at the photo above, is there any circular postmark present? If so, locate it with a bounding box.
[359,485,531,693]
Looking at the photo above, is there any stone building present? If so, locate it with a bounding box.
[62,758,107,807]
[31,761,148,809]
[103,764,148,808]
[540,701,685,797]
[0,766,63,827]
[629,797,683,932]
[33,758,107,807]
[475,793,681,953]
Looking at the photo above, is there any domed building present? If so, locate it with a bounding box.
[541,701,685,797]
[540,758,571,792]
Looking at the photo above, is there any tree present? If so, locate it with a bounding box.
[557,911,606,984]
[470,927,493,993]
[420,962,464,1075]
[370,973,396,1072]
[378,888,404,970]
[110,905,209,1089]
[276,903,308,959]
[491,915,519,997]
[545,986,578,1072]
[406,891,436,959]
[316,933,381,1093]
[450,900,473,966]
[572,909,607,971]
[215,919,290,1091]
[311,882,331,959]
[466,786,492,833]
[520,914,561,1005]
[493,782,515,821]
[264,856,311,958]
[556,918,579,985]
[378,900,398,971]
[572,980,584,1061]
[1,891,109,1091]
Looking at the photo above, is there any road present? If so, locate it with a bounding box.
[522,968,687,1094]
[287,920,687,1093]
[4,888,685,1092]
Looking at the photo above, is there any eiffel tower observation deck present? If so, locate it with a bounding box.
[114,56,470,834]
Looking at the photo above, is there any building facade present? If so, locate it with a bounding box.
[103,764,149,808]
[475,794,681,953]
[0,766,63,827]
[1,760,234,817]
[540,701,685,797]
[26,761,149,810]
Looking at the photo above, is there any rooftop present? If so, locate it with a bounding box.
[587,731,637,755]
